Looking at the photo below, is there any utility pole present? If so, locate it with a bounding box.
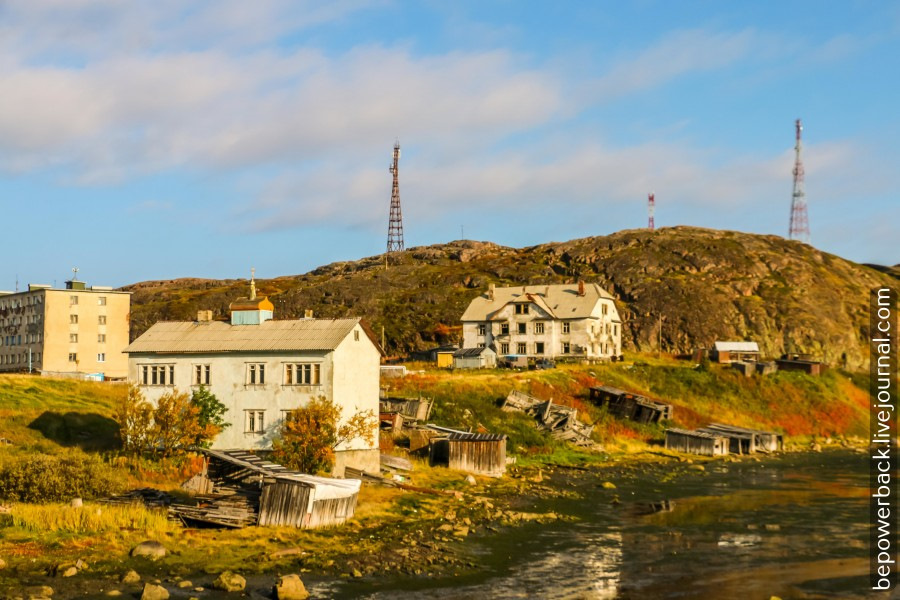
[658,313,662,359]
[788,119,810,243]
[648,193,655,231]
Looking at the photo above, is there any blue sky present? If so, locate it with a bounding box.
[1,1,897,289]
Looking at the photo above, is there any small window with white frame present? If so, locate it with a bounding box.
[97,353,105,362]
[245,410,266,433]
[98,296,107,306]
[562,322,570,334]
[477,323,486,336]
[534,322,544,334]
[247,363,266,385]
[194,364,211,386]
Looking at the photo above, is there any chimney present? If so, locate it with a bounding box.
[304,309,314,319]
[488,283,495,301]
[577,280,585,296]
[197,310,213,322]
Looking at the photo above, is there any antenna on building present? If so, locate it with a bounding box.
[386,140,405,254]
[788,119,810,243]
[15,275,18,293]
[250,267,257,300]
[647,193,655,231]
[72,267,79,281]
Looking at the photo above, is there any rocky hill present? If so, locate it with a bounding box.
[122,227,895,370]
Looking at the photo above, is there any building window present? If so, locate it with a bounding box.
[194,364,211,385]
[68,353,77,362]
[98,296,106,306]
[517,323,526,335]
[501,343,509,354]
[535,342,545,355]
[141,365,174,386]
[613,324,618,337]
[477,343,486,349]
[70,314,79,324]
[285,363,320,385]
[500,323,509,335]
[70,296,78,306]
[354,330,360,341]
[562,342,570,354]
[97,334,106,343]
[562,322,570,334]
[98,315,107,325]
[477,323,486,336]
[97,353,105,363]
[517,342,527,354]
[69,334,78,343]
[534,322,544,334]
[602,304,608,315]
[245,410,266,433]
[515,304,530,315]
[247,363,266,385]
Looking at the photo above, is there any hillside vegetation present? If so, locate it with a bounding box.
[123,227,894,370]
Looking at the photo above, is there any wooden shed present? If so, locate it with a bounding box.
[697,426,756,455]
[177,449,361,529]
[452,346,497,369]
[776,358,825,376]
[665,428,729,456]
[704,423,783,453]
[589,385,673,423]
[427,426,507,477]
[711,341,760,364]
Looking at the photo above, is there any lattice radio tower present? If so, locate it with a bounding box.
[386,141,404,253]
[647,193,655,231]
[788,119,810,243]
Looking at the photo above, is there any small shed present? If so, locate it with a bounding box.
[697,426,756,455]
[711,341,760,364]
[776,358,825,376]
[427,425,507,477]
[705,423,784,453]
[178,449,361,529]
[665,428,729,456]
[379,397,434,422]
[452,346,497,370]
[409,344,459,363]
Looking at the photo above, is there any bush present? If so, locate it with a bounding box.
[0,454,126,503]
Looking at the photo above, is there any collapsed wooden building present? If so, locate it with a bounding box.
[589,386,673,424]
[174,449,361,529]
[665,428,729,456]
[502,389,594,446]
[426,425,507,477]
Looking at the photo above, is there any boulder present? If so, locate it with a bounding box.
[140,583,169,600]
[70,498,83,508]
[106,591,122,597]
[274,574,310,600]
[464,475,476,485]
[120,569,141,584]
[61,566,78,577]
[130,541,167,560]
[211,571,246,592]
[176,580,193,589]
[0,557,6,569]
[25,585,54,600]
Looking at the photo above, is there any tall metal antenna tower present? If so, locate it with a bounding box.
[788,119,810,243]
[386,141,404,253]
[647,193,655,231]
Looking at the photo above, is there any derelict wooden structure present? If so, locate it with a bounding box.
[703,423,783,453]
[664,428,729,457]
[589,385,673,423]
[502,389,594,446]
[176,449,360,529]
[426,425,507,477]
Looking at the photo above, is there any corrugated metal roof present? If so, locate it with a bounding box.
[461,283,616,322]
[713,341,760,353]
[125,318,362,354]
[425,424,507,442]
[453,347,495,357]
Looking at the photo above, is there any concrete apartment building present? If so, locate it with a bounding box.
[0,279,131,379]
[461,282,623,360]
[125,280,382,475]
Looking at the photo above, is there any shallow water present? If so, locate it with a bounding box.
[321,450,873,599]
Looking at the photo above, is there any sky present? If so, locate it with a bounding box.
[1,1,898,289]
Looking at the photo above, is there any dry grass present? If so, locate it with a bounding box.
[8,501,177,535]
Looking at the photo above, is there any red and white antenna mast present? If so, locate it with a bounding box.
[788,119,810,243]
[386,140,404,253]
[647,193,655,231]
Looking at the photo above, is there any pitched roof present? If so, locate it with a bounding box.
[461,283,615,322]
[713,341,760,353]
[230,296,274,312]
[125,318,366,354]
[453,347,495,358]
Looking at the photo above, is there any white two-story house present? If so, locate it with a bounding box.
[461,281,623,360]
[124,285,382,475]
